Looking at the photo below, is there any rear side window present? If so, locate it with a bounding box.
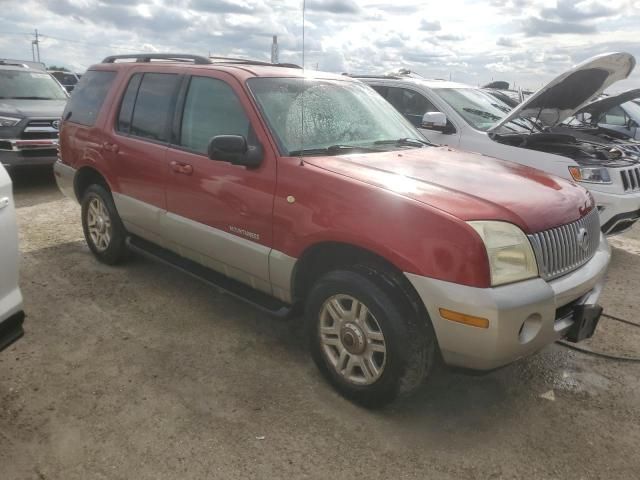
[116,74,142,133]
[63,70,116,126]
[179,76,250,154]
[128,73,180,142]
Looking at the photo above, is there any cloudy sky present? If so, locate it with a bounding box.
[1,0,639,91]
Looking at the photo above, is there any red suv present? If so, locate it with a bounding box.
[54,54,610,407]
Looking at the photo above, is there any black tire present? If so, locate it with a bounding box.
[81,184,128,265]
[306,266,435,408]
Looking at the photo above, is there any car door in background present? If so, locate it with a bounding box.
[164,74,277,294]
[371,85,461,147]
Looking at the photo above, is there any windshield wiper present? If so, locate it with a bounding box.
[463,107,501,122]
[287,144,382,157]
[373,137,429,147]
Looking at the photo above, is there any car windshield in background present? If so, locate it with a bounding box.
[51,72,78,85]
[0,70,68,100]
[435,87,537,134]
[247,77,425,156]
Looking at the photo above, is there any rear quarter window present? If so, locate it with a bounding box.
[63,70,116,126]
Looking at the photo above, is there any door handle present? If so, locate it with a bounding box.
[102,142,119,153]
[0,197,8,210]
[170,161,193,175]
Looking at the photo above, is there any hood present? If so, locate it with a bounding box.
[0,99,67,118]
[305,147,593,234]
[489,52,636,132]
[575,88,640,120]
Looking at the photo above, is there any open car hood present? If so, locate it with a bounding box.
[575,88,640,120]
[488,52,636,132]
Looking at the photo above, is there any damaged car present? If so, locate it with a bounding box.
[358,52,640,235]
[567,88,640,141]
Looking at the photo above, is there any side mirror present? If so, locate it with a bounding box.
[208,135,263,168]
[421,111,447,129]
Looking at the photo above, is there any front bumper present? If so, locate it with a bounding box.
[405,233,611,370]
[591,189,640,235]
[0,287,25,352]
[0,311,24,352]
[0,138,58,167]
[53,160,77,201]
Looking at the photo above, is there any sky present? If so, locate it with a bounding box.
[0,0,639,92]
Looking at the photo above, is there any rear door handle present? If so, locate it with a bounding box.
[102,142,119,153]
[0,197,9,210]
[170,161,193,175]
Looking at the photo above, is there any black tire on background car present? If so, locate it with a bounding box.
[306,266,435,408]
[81,184,128,265]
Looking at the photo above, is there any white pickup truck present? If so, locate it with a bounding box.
[359,52,640,236]
[0,164,24,351]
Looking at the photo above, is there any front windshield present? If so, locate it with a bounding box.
[247,77,424,155]
[435,87,537,134]
[51,72,78,85]
[0,70,68,100]
[622,100,640,122]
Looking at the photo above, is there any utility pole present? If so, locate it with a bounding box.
[32,29,40,63]
[271,35,278,64]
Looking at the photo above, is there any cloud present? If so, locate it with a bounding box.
[420,19,442,31]
[541,0,617,21]
[436,34,465,42]
[523,17,598,36]
[497,36,517,47]
[305,0,360,14]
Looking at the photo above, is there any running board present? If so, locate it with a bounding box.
[126,235,292,318]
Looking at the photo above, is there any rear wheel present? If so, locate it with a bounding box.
[81,184,128,264]
[306,267,434,408]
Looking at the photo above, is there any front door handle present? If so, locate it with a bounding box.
[0,197,9,210]
[170,161,193,175]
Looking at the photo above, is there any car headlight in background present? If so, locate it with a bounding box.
[568,166,611,184]
[0,116,21,128]
[468,221,539,287]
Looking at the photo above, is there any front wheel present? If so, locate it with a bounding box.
[81,184,128,264]
[306,267,434,408]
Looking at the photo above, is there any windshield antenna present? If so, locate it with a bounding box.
[299,0,306,166]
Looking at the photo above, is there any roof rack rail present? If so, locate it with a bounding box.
[343,73,400,79]
[208,56,302,69]
[102,53,213,65]
[0,59,46,70]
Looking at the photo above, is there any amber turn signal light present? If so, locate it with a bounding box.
[439,308,490,329]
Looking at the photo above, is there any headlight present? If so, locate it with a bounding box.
[468,221,538,287]
[0,116,21,127]
[568,166,611,184]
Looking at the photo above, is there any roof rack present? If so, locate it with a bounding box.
[101,53,302,69]
[0,59,46,70]
[102,53,213,64]
[343,73,401,79]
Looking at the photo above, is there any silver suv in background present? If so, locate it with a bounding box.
[49,70,81,93]
[0,59,68,170]
[357,52,640,236]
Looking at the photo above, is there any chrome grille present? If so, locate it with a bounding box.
[528,209,601,281]
[20,119,59,140]
[620,167,640,192]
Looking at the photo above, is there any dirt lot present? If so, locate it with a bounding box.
[1,167,640,479]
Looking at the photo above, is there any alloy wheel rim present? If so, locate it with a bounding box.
[87,197,112,252]
[319,294,386,386]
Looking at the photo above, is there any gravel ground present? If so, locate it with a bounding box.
[1,167,639,479]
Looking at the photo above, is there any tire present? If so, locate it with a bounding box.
[306,266,435,408]
[81,184,128,265]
